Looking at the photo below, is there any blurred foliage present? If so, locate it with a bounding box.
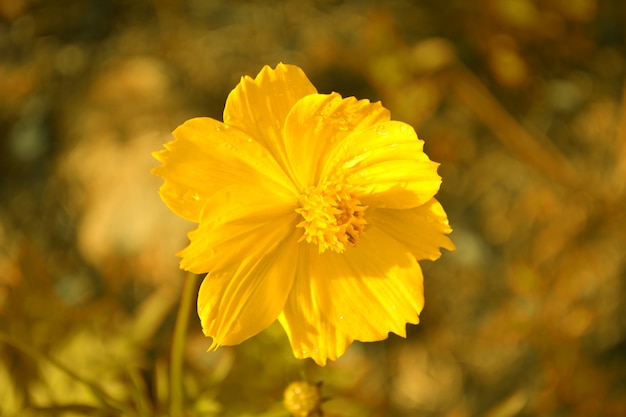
[1,0,626,416]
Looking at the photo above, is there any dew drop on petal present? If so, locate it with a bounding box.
[375,126,389,136]
[221,141,237,152]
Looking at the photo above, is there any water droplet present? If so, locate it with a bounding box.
[221,141,237,152]
[375,127,389,136]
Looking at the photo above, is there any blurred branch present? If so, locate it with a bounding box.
[29,404,104,415]
[128,286,178,346]
[448,65,580,188]
[613,79,626,197]
[0,332,134,415]
[127,365,153,416]
[483,391,527,417]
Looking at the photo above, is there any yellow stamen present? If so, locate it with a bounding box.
[295,181,367,253]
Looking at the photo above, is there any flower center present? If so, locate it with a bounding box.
[295,182,367,254]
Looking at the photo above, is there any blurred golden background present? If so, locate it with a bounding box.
[1,0,625,416]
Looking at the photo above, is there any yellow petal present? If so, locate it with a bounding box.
[322,121,442,209]
[277,247,353,366]
[178,185,298,273]
[153,117,293,222]
[197,231,300,348]
[282,93,390,188]
[369,198,456,261]
[223,63,317,177]
[312,226,424,342]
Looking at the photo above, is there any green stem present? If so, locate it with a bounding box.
[170,271,199,417]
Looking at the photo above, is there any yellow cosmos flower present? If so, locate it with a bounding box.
[153,63,455,366]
